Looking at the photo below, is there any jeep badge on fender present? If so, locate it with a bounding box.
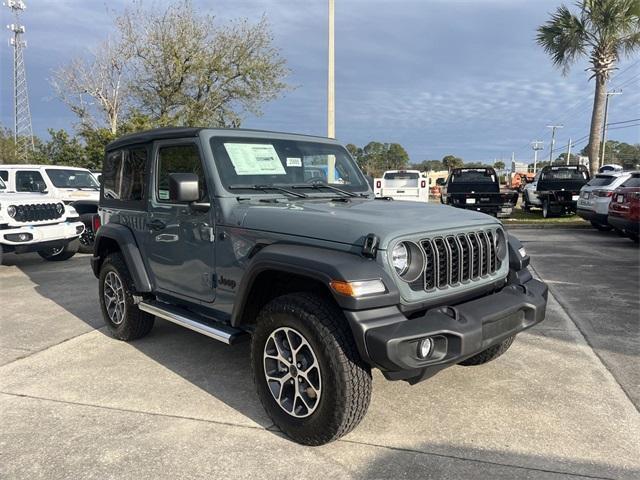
[91,127,548,445]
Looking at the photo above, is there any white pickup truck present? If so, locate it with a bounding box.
[373,170,429,202]
[0,177,85,265]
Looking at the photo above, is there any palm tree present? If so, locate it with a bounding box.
[537,0,640,175]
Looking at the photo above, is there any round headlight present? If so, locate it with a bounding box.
[391,241,426,283]
[56,203,64,214]
[7,205,16,217]
[495,229,507,261]
[392,243,409,276]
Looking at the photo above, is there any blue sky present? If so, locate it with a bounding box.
[1,0,638,164]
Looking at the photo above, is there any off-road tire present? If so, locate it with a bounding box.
[78,213,95,254]
[251,292,372,445]
[459,335,516,366]
[0,244,4,265]
[37,239,79,261]
[522,192,531,212]
[99,253,154,341]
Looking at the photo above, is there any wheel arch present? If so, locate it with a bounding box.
[231,243,399,329]
[91,223,152,293]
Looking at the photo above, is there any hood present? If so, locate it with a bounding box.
[233,197,499,249]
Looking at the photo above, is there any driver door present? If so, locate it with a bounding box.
[145,139,216,303]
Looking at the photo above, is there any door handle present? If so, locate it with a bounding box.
[147,219,166,231]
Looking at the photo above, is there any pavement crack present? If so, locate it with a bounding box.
[529,263,639,414]
[0,390,273,433]
[337,438,616,480]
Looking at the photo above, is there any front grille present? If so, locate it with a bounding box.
[12,203,62,223]
[414,229,502,291]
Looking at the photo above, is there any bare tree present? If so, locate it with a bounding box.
[51,38,131,135]
[116,0,289,127]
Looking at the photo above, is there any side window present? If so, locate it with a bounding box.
[16,170,46,192]
[102,147,147,202]
[156,144,207,202]
[0,170,8,181]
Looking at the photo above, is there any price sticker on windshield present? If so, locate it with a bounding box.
[224,143,286,176]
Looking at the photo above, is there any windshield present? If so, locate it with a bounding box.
[46,169,99,188]
[541,168,587,181]
[587,175,616,187]
[450,170,496,183]
[0,177,5,190]
[210,137,370,194]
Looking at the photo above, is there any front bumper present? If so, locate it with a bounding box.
[344,273,547,384]
[0,221,84,247]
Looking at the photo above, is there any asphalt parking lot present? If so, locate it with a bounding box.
[1,228,639,480]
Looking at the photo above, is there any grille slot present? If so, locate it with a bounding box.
[11,203,62,223]
[418,229,501,292]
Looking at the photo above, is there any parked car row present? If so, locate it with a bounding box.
[577,171,639,243]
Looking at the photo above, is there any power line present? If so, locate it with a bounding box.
[607,118,640,126]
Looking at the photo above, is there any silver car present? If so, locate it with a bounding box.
[577,171,631,230]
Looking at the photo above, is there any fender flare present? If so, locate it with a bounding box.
[230,243,400,327]
[91,223,152,292]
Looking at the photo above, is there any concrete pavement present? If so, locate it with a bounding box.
[1,250,639,479]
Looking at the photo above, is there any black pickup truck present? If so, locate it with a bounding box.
[525,165,590,218]
[440,168,518,217]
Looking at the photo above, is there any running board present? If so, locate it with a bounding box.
[139,301,247,345]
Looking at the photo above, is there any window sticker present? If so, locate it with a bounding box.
[286,157,302,167]
[224,143,286,176]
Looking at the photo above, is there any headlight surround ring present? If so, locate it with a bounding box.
[391,241,426,283]
[56,202,64,215]
[495,228,507,261]
[7,205,16,218]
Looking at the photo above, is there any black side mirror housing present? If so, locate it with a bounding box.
[436,178,446,186]
[169,173,200,203]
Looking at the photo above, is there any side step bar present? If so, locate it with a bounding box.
[139,301,247,345]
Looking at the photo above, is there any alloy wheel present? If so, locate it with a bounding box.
[263,326,322,418]
[103,271,126,325]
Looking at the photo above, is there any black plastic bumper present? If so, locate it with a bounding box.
[344,275,548,384]
[608,215,639,234]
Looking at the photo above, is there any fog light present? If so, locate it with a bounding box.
[417,338,434,359]
[5,232,33,242]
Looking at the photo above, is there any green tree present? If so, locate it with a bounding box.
[581,139,640,169]
[37,129,86,167]
[414,159,446,171]
[442,155,464,171]
[493,160,506,170]
[0,126,19,164]
[537,0,640,175]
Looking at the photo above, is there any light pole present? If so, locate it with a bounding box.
[600,90,622,167]
[546,124,563,164]
[531,140,543,173]
[327,0,335,139]
[565,138,572,165]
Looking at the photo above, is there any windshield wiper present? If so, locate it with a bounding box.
[228,184,307,198]
[290,182,360,198]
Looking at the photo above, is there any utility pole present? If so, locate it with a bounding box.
[600,90,622,167]
[565,138,572,165]
[531,140,543,174]
[327,0,335,139]
[5,0,34,161]
[546,124,563,164]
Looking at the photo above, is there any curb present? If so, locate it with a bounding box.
[503,223,591,229]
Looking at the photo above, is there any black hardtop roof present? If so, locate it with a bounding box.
[106,127,334,151]
[452,167,496,174]
[541,164,588,171]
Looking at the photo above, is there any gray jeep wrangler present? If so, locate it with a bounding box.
[91,128,548,445]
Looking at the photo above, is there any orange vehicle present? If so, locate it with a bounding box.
[510,172,535,192]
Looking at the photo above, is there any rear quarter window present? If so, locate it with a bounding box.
[622,176,640,188]
[102,146,148,207]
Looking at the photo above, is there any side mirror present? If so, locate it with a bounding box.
[169,173,200,203]
[436,178,445,186]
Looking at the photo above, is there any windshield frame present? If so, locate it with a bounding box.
[45,168,99,189]
[206,134,371,198]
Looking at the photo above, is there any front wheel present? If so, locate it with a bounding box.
[37,239,79,261]
[251,293,372,445]
[542,199,552,218]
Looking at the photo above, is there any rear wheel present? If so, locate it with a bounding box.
[99,253,154,340]
[542,198,552,218]
[522,192,531,212]
[37,239,79,261]
[251,293,372,445]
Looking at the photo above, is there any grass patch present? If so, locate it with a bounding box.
[503,208,588,224]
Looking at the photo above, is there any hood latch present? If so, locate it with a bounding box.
[361,233,380,258]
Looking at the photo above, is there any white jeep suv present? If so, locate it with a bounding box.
[0,177,85,264]
[576,171,631,230]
